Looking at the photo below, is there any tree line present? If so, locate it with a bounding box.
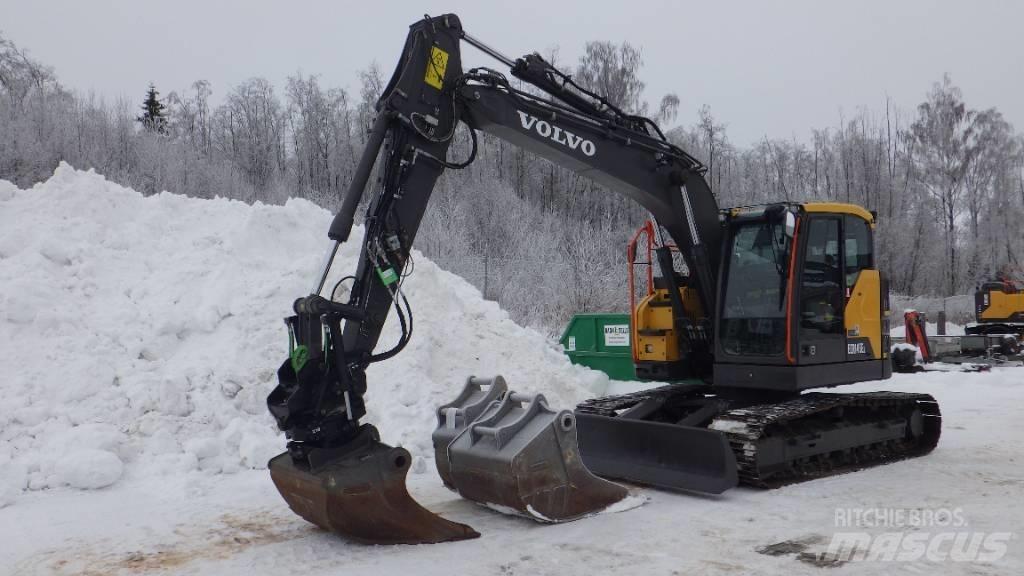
[2,32,1021,331]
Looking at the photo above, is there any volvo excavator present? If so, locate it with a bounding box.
[265,14,942,545]
[887,280,1024,370]
[971,278,1024,337]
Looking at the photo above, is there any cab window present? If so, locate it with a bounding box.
[800,217,843,335]
[844,215,872,290]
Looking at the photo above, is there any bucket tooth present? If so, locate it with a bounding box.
[269,425,479,545]
[435,380,629,522]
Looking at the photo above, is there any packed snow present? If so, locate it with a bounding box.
[1,166,1021,575]
[0,164,609,502]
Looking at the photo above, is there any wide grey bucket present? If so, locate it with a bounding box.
[432,376,628,522]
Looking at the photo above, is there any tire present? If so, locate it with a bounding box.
[999,336,1020,356]
[891,347,918,373]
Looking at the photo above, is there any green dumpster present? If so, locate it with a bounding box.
[559,313,637,380]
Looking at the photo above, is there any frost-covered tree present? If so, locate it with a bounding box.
[285,72,354,204]
[575,41,647,114]
[215,77,285,193]
[910,76,986,295]
[356,62,383,143]
[3,29,1024,329]
[137,84,167,134]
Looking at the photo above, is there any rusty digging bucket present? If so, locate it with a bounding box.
[269,424,479,545]
[432,376,629,522]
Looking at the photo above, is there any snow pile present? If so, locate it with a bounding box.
[0,164,609,502]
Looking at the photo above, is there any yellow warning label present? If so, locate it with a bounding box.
[424,46,449,90]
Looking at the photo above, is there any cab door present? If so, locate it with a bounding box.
[842,214,878,361]
[796,215,846,364]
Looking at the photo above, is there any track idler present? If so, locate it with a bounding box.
[432,376,629,522]
[269,424,479,545]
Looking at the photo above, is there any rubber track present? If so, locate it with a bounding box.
[711,392,941,488]
[575,384,706,417]
[577,388,941,489]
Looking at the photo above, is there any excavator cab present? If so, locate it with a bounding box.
[630,203,888,387]
[713,203,891,390]
[632,203,891,389]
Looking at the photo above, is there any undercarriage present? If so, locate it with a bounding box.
[576,384,941,489]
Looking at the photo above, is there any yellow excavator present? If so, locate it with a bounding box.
[972,279,1024,336]
[264,14,941,545]
[889,279,1024,370]
[629,203,889,383]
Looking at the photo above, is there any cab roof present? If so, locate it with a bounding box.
[726,202,875,225]
[802,202,875,224]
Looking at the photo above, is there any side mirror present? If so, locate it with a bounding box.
[784,212,796,238]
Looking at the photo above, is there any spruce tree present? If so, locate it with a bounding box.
[137,83,167,134]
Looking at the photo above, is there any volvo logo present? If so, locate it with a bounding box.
[517,111,597,157]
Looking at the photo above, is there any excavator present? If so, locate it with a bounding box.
[265,14,942,545]
[887,279,1024,370]
[971,278,1024,338]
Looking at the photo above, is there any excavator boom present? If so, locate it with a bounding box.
[265,14,733,544]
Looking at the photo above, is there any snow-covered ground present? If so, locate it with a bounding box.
[1,167,1021,575]
[4,370,1021,576]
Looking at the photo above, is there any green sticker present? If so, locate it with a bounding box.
[291,344,309,374]
[377,266,399,286]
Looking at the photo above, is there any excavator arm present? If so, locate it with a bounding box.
[462,67,721,319]
[266,13,733,545]
[327,15,722,368]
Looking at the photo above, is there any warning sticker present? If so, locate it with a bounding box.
[603,324,630,347]
[424,46,449,90]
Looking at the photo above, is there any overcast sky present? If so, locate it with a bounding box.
[2,0,1021,145]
